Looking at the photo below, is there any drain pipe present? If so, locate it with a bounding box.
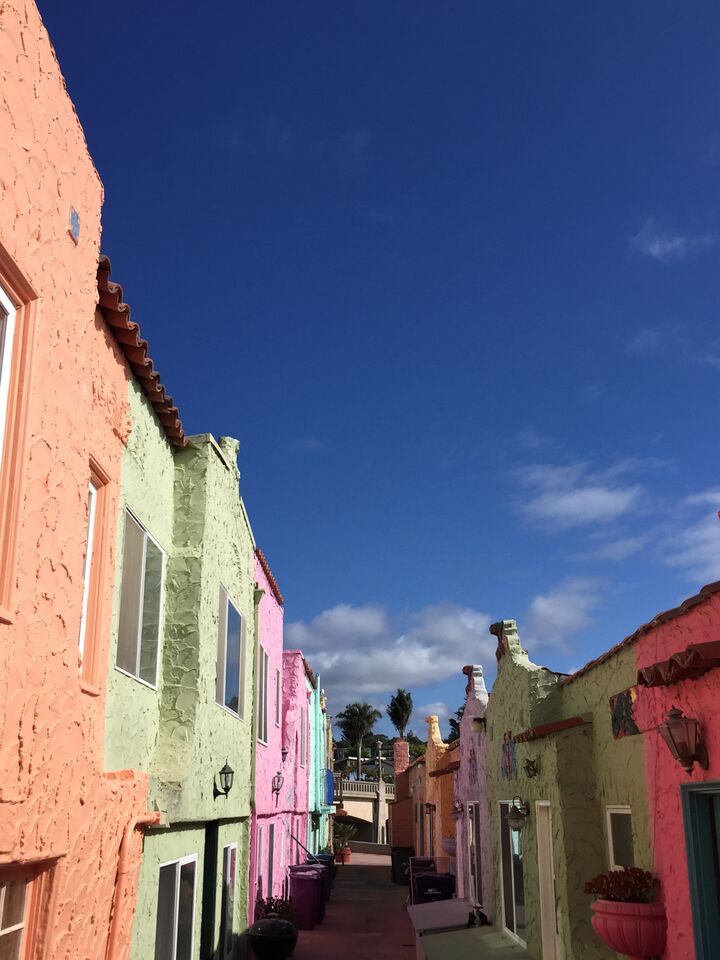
[105,811,162,960]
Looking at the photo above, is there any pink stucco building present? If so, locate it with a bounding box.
[249,551,310,918]
[0,3,183,956]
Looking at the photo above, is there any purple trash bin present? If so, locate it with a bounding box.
[288,866,325,927]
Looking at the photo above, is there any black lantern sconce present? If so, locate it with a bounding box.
[471,717,486,734]
[271,770,284,804]
[281,745,289,764]
[658,706,709,775]
[213,761,235,800]
[523,757,540,779]
[424,802,436,814]
[506,796,530,833]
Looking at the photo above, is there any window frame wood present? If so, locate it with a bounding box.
[154,854,197,960]
[606,805,634,870]
[216,586,245,718]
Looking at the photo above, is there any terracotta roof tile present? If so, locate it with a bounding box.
[97,255,187,448]
[256,548,284,606]
[515,716,590,742]
[562,580,720,686]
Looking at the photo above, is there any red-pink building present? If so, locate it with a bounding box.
[0,4,183,956]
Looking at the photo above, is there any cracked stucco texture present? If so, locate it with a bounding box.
[0,3,150,958]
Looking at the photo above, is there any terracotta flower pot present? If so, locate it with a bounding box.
[590,899,666,959]
[334,848,351,864]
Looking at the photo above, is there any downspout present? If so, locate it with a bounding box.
[105,811,162,960]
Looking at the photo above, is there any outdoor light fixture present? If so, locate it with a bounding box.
[658,706,709,774]
[506,796,530,833]
[272,771,284,798]
[451,801,464,820]
[424,802,436,814]
[471,717,486,734]
[281,745,289,763]
[213,761,235,799]
[523,757,540,779]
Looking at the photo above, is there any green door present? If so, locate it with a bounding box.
[682,782,720,959]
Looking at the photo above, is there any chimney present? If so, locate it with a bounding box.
[394,739,410,777]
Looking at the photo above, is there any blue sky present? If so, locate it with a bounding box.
[41,1,720,735]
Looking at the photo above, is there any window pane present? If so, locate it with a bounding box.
[276,669,281,726]
[511,826,526,939]
[0,309,7,384]
[78,482,98,661]
[216,588,227,705]
[0,305,10,470]
[610,812,634,867]
[268,825,275,895]
[500,804,515,934]
[176,862,195,960]
[0,929,23,960]
[225,603,242,713]
[222,847,236,956]
[117,512,145,674]
[0,880,26,929]
[139,537,163,684]
[154,864,176,960]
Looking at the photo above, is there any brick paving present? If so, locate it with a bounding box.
[292,853,415,959]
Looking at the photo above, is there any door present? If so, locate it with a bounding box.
[536,802,560,960]
[682,782,720,959]
[499,801,526,945]
[466,802,483,907]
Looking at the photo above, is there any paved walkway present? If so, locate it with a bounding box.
[292,853,415,960]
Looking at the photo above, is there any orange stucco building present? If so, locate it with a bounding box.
[0,4,179,957]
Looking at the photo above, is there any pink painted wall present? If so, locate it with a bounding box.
[248,554,309,918]
[633,589,720,960]
[0,2,150,957]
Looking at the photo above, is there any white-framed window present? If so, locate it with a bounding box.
[267,824,275,896]
[0,284,17,472]
[78,480,99,665]
[300,708,306,768]
[499,800,526,945]
[466,801,483,907]
[217,587,244,716]
[256,827,265,900]
[275,668,281,727]
[220,844,237,960]
[154,855,197,960]
[606,806,635,870]
[0,876,28,959]
[257,646,269,744]
[116,509,165,687]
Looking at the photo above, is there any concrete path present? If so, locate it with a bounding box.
[292,853,415,960]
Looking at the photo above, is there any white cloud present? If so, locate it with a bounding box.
[631,218,716,263]
[286,603,495,715]
[683,489,720,508]
[514,462,643,528]
[410,701,450,732]
[663,497,720,582]
[522,578,603,650]
[589,535,649,561]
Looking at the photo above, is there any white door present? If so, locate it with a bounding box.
[536,802,560,960]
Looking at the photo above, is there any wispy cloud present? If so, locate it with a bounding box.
[285,436,328,453]
[582,382,606,400]
[286,603,495,714]
[410,702,451,735]
[631,218,716,263]
[589,535,649,561]
[659,488,720,582]
[523,577,603,650]
[514,462,643,528]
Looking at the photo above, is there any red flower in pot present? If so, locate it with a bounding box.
[585,868,666,960]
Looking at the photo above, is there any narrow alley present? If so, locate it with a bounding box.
[292,854,414,960]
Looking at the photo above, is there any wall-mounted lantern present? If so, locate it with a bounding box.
[523,757,540,779]
[471,717,486,734]
[424,802,436,814]
[281,745,289,763]
[658,706,709,774]
[451,801,464,820]
[506,796,530,832]
[213,761,235,800]
[272,771,284,799]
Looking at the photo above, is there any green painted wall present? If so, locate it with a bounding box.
[105,380,175,773]
[484,620,650,960]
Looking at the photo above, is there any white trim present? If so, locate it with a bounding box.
[275,668,281,727]
[219,588,244,718]
[77,479,98,664]
[221,842,238,960]
[535,801,560,960]
[257,645,269,744]
[0,284,17,472]
[156,854,197,960]
[498,800,527,948]
[606,804,634,870]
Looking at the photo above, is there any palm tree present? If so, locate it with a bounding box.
[386,689,413,739]
[336,702,382,780]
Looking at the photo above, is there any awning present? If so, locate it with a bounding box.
[515,715,590,743]
[429,760,461,778]
[637,641,720,687]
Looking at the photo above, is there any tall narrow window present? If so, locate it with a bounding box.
[257,647,269,743]
[0,875,28,959]
[300,708,306,768]
[606,806,634,870]
[154,856,196,960]
[78,480,98,666]
[500,801,526,944]
[217,587,243,716]
[220,844,236,960]
[267,824,275,896]
[275,668,281,727]
[256,827,265,900]
[0,285,16,473]
[116,509,165,686]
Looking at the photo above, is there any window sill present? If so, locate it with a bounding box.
[114,664,159,691]
[217,702,244,721]
[80,680,102,697]
[0,604,14,625]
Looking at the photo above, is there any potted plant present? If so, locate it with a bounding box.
[585,868,666,959]
[333,822,357,864]
[248,897,298,960]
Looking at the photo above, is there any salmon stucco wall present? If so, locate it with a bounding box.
[0,3,151,957]
[632,589,720,960]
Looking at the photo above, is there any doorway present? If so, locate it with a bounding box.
[682,781,720,959]
[499,801,526,945]
[466,802,483,907]
[536,802,560,960]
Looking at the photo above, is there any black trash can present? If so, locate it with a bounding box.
[413,872,456,904]
[390,847,413,885]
